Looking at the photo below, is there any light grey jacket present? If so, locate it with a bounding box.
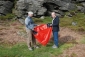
[25,16,36,30]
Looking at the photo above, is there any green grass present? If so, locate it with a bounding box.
[0,14,15,20]
[60,13,85,31]
[0,43,73,57]
[34,17,52,24]
[34,12,85,31]
[0,12,85,57]
[80,37,85,44]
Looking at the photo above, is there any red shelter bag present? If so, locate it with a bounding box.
[33,24,52,46]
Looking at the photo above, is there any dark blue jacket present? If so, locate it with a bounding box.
[52,16,59,32]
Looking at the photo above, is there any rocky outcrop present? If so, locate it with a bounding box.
[0,0,85,19]
[14,0,78,18]
[0,1,13,16]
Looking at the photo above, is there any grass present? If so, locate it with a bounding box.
[34,17,52,24]
[34,12,85,31]
[0,43,73,57]
[80,37,85,44]
[60,13,85,31]
[71,53,77,57]
[0,12,85,57]
[0,14,15,20]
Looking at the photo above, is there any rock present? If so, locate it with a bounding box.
[0,1,13,15]
[77,6,84,11]
[61,0,72,3]
[56,13,62,17]
[81,2,85,7]
[77,6,85,13]
[76,0,85,2]
[17,31,27,38]
[59,7,68,11]
[15,0,47,18]
[18,19,25,25]
[40,16,45,19]
[67,13,73,17]
[14,0,84,19]
[59,3,77,11]
[72,22,77,26]
[81,7,85,13]
[67,12,77,17]
[37,7,47,16]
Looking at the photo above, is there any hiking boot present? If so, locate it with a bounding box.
[52,44,58,48]
[34,46,39,49]
[28,47,33,51]
[35,46,39,49]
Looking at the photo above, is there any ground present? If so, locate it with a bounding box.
[58,44,85,57]
[0,20,26,45]
[0,19,85,57]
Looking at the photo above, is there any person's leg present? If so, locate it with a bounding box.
[26,28,32,50]
[53,32,58,47]
[32,34,36,47]
[32,34,39,49]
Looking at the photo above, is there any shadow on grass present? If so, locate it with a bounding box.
[59,36,78,44]
[47,35,78,48]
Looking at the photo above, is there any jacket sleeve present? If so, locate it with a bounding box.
[25,18,33,30]
[52,17,59,27]
[25,18,36,30]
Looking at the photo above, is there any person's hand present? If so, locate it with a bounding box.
[47,23,52,27]
[37,24,40,26]
[32,28,34,31]
[50,24,52,26]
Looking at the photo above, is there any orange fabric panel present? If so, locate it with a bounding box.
[33,24,52,46]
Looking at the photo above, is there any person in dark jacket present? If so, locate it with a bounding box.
[51,12,59,48]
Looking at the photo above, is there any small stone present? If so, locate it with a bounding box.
[40,16,45,19]
[72,22,77,26]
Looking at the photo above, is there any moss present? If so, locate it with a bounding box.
[0,14,15,20]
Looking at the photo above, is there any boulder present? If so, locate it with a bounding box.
[81,7,85,13]
[18,19,25,25]
[61,0,72,3]
[0,1,13,15]
[81,2,85,7]
[77,6,84,11]
[37,7,47,16]
[76,0,85,2]
[15,0,47,18]
[72,22,77,26]
[59,2,77,11]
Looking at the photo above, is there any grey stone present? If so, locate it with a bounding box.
[81,2,85,7]
[59,7,68,11]
[81,7,85,13]
[67,13,73,17]
[61,0,72,3]
[72,22,77,26]
[18,19,25,25]
[37,7,47,16]
[17,31,27,38]
[77,6,84,11]
[14,0,84,19]
[76,0,85,2]
[15,0,47,18]
[59,3,77,11]
[0,1,13,15]
[40,16,45,19]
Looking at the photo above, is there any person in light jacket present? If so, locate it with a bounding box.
[25,11,39,50]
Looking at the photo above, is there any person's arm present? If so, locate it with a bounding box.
[25,18,29,26]
[25,18,34,30]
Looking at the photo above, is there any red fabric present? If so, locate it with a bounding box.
[33,24,52,46]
